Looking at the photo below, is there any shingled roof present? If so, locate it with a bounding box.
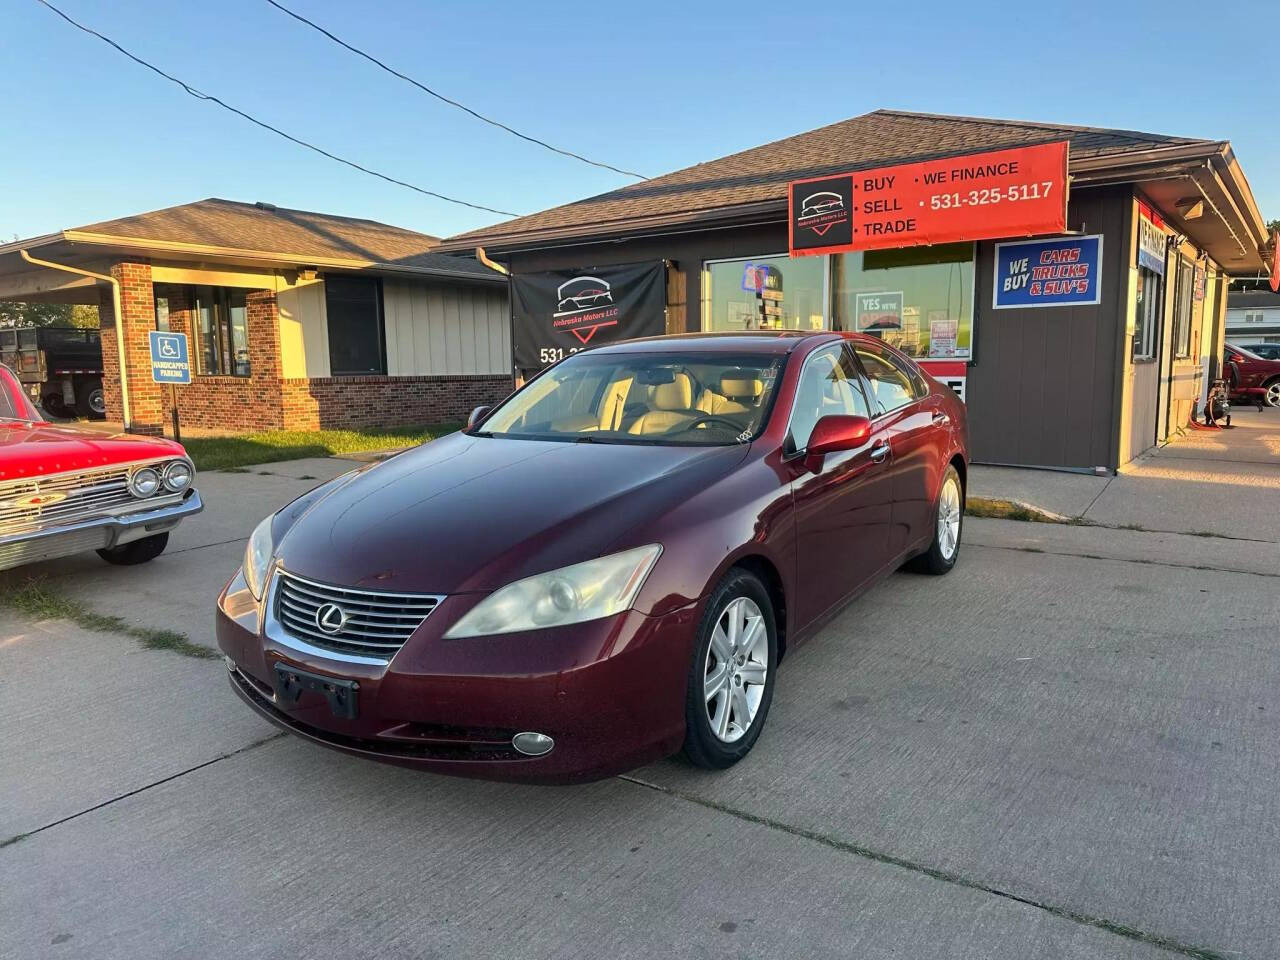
[440,109,1213,252]
[6,198,498,280]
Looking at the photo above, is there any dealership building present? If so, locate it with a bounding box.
[442,110,1273,473]
[0,199,512,434]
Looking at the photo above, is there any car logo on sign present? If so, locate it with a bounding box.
[314,603,348,635]
[0,491,68,510]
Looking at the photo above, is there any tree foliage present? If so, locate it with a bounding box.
[0,301,99,329]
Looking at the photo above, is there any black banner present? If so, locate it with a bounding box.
[510,261,666,371]
[788,174,854,255]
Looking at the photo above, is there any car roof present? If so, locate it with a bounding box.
[582,330,890,357]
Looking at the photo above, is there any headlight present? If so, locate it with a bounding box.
[443,544,662,639]
[163,459,194,492]
[127,467,160,498]
[244,515,275,600]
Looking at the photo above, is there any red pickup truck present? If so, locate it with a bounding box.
[1,362,202,571]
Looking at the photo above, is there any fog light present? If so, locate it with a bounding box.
[511,731,555,756]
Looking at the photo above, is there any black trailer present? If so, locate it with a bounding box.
[0,326,105,418]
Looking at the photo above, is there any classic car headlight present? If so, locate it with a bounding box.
[163,459,194,492]
[127,466,161,498]
[443,544,662,639]
[244,515,275,601]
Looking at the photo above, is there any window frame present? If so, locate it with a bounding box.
[1132,265,1162,361]
[1171,258,1195,360]
[190,285,250,378]
[782,342,873,457]
[325,275,388,377]
[850,338,927,417]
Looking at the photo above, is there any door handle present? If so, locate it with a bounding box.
[932,411,950,426]
[869,439,891,463]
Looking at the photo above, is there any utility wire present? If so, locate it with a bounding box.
[264,0,648,181]
[33,0,518,218]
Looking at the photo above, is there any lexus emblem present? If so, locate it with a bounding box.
[314,603,348,635]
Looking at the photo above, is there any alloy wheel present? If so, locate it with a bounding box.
[938,475,961,560]
[1267,382,1280,408]
[704,596,768,743]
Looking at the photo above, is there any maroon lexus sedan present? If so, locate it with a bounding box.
[217,331,968,783]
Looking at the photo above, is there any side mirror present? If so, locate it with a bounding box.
[466,405,491,431]
[804,415,871,472]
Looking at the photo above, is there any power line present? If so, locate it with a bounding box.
[264,0,648,181]
[33,0,518,218]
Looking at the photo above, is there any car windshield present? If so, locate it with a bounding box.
[1229,344,1262,359]
[479,350,785,445]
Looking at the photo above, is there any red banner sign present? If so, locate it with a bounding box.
[789,141,1069,256]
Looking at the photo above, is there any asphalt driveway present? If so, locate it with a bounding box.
[2,455,1277,959]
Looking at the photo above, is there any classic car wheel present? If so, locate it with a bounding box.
[78,379,106,419]
[682,569,777,769]
[97,532,169,566]
[909,464,963,575]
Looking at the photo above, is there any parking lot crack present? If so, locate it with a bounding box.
[967,542,1280,579]
[618,774,1233,960]
[0,733,285,851]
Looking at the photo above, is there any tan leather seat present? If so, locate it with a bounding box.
[628,373,697,435]
[697,373,763,417]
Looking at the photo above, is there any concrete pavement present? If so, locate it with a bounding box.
[971,406,1280,543]
[2,451,1278,959]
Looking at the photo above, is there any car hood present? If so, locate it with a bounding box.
[273,432,747,594]
[0,419,187,480]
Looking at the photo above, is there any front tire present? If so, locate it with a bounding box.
[909,464,963,575]
[97,532,169,566]
[682,569,777,770]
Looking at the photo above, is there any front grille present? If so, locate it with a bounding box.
[274,570,443,659]
[0,465,175,535]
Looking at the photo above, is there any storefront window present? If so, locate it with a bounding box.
[833,244,974,361]
[1133,267,1161,360]
[1171,258,1194,359]
[701,255,826,333]
[193,286,249,377]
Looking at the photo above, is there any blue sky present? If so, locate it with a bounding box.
[2,0,1275,242]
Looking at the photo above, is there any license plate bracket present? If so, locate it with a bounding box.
[272,663,359,720]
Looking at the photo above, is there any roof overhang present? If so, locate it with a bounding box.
[0,232,504,302]
[441,141,1270,275]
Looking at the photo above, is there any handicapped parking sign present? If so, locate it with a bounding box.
[149,331,191,385]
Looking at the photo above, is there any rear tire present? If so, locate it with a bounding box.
[43,393,68,417]
[1264,378,1280,409]
[97,532,169,566]
[909,464,963,575]
[77,379,106,419]
[682,569,777,770]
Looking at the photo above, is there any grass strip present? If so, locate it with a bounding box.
[1,579,218,659]
[182,422,462,471]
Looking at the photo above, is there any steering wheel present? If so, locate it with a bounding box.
[671,415,743,434]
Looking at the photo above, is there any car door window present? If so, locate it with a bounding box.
[854,343,923,415]
[787,344,870,453]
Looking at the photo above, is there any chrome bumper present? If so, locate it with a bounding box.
[0,488,203,569]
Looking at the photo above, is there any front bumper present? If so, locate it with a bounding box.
[0,489,203,571]
[216,567,698,784]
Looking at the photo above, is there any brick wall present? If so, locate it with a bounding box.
[100,261,164,435]
[154,285,287,431]
[280,375,513,429]
[113,275,514,435]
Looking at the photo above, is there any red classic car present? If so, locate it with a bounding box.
[1,362,202,571]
